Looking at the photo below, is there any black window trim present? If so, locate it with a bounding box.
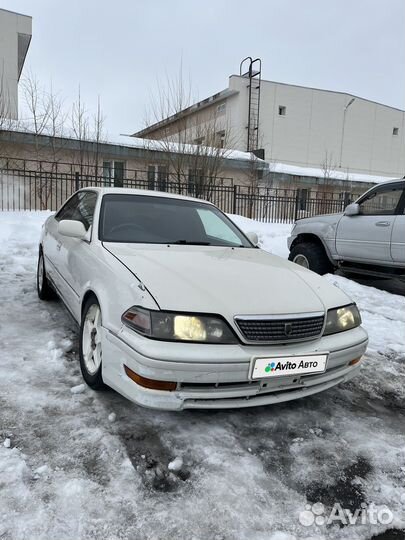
[55,189,98,220]
[54,189,99,242]
[54,192,80,221]
[397,185,405,215]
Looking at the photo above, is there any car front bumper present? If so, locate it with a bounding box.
[102,326,368,411]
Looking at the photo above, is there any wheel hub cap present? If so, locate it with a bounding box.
[82,305,102,375]
[293,254,310,268]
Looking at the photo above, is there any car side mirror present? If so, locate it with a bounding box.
[246,231,259,246]
[344,203,360,216]
[58,220,87,239]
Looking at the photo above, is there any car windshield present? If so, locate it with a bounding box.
[99,194,253,247]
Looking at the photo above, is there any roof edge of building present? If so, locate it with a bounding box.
[0,7,32,19]
[131,88,238,137]
[0,128,267,171]
[229,74,405,113]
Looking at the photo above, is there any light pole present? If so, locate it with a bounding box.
[339,97,355,168]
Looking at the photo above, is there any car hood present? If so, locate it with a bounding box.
[104,244,352,318]
[297,213,343,226]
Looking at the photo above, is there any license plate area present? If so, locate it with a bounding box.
[250,354,328,380]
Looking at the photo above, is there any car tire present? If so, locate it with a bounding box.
[289,242,334,275]
[37,250,56,300]
[79,297,106,390]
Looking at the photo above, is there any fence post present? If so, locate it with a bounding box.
[232,185,238,214]
[294,189,300,222]
[75,171,80,191]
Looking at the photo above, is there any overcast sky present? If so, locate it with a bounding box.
[4,0,405,137]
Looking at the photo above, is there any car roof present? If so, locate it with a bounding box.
[78,187,215,205]
[377,177,405,186]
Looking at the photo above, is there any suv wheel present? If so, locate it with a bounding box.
[289,242,334,275]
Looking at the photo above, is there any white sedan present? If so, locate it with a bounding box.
[37,188,368,410]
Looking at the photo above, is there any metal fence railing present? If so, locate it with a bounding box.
[0,167,361,223]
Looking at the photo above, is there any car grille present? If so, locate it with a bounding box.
[235,314,325,342]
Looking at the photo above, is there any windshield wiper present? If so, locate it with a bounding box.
[169,240,211,245]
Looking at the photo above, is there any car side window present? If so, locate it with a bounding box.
[55,192,97,230]
[55,193,81,221]
[70,192,98,230]
[359,186,403,216]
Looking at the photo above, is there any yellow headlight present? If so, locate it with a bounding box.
[337,307,355,328]
[174,316,207,341]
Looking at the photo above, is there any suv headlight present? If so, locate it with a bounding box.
[122,306,238,344]
[323,304,361,336]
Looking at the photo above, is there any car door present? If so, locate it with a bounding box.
[335,182,404,264]
[43,192,82,294]
[391,186,405,263]
[55,191,98,319]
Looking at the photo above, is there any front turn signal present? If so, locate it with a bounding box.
[124,365,177,391]
[349,357,362,366]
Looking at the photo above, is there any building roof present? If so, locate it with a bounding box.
[268,162,399,185]
[131,88,238,138]
[116,133,265,164]
[236,75,405,114]
[0,7,31,18]
[133,74,405,138]
[0,128,267,171]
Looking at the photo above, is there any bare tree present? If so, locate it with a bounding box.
[143,64,195,184]
[92,96,106,179]
[71,86,89,174]
[22,72,51,140]
[320,150,336,184]
[20,73,57,208]
[70,88,106,180]
[47,82,67,166]
[143,66,238,199]
[1,71,107,207]
[22,74,75,206]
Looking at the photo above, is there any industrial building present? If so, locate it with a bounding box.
[133,59,405,183]
[0,8,32,120]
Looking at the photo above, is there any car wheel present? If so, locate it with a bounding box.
[289,242,334,275]
[37,250,56,300]
[79,297,106,390]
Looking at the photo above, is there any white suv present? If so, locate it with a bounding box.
[288,179,405,278]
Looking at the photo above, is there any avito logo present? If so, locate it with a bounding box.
[264,359,319,373]
[265,362,276,373]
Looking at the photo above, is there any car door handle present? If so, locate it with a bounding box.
[375,221,390,227]
[56,242,62,251]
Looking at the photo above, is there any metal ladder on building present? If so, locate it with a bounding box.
[240,57,262,153]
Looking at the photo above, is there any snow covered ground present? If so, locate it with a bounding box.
[0,211,404,540]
